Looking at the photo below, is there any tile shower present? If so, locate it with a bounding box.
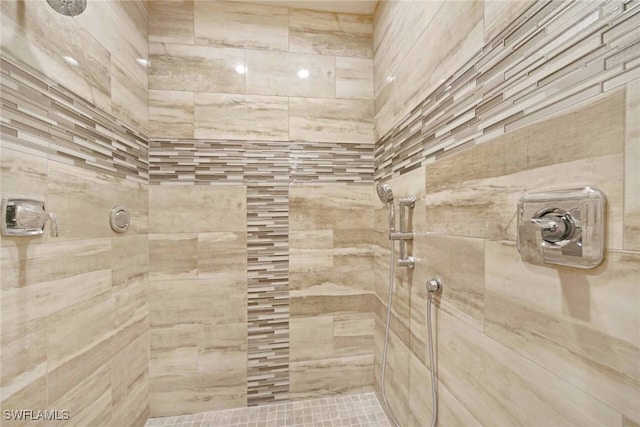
[0,2,638,427]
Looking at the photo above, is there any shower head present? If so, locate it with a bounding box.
[376,183,394,204]
[47,0,87,16]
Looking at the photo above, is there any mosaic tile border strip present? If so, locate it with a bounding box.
[145,392,391,427]
[375,0,640,181]
[245,142,290,406]
[0,55,149,183]
[149,139,374,185]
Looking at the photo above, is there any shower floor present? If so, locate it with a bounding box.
[144,392,391,427]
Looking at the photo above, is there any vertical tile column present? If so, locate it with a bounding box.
[245,142,290,405]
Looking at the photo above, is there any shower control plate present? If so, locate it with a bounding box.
[517,187,605,268]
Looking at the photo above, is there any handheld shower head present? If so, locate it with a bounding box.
[376,183,395,233]
[47,0,87,16]
[376,183,394,204]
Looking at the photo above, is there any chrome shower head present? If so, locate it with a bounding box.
[47,0,87,16]
[376,183,394,204]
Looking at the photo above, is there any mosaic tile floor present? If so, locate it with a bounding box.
[145,392,391,427]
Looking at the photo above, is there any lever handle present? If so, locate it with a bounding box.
[48,212,59,237]
[518,221,546,265]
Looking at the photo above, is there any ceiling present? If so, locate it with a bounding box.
[225,0,379,15]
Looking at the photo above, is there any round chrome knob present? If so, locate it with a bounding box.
[110,206,130,233]
[426,277,442,293]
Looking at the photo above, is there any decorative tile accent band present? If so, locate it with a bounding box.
[0,56,149,183]
[245,142,290,406]
[375,0,640,181]
[150,139,374,185]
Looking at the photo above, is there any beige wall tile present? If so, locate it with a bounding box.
[150,372,246,416]
[289,9,373,58]
[289,97,373,143]
[290,315,334,362]
[198,323,247,375]
[149,185,247,233]
[625,79,640,250]
[485,241,640,421]
[149,1,194,44]
[1,239,111,291]
[197,232,247,279]
[290,355,373,400]
[194,92,289,140]
[392,0,484,127]
[246,50,336,98]
[0,330,47,411]
[111,58,149,134]
[1,0,111,112]
[438,309,622,426]
[290,185,375,231]
[1,269,111,345]
[336,57,373,100]
[48,161,148,240]
[194,1,288,51]
[289,229,334,273]
[149,90,194,139]
[149,234,197,280]
[149,42,245,93]
[484,0,536,42]
[49,364,112,427]
[414,234,485,332]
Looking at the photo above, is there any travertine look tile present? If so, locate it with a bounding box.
[246,50,336,98]
[393,0,484,125]
[149,42,245,93]
[48,162,149,240]
[289,97,373,143]
[111,57,149,133]
[407,353,481,427]
[437,309,623,426]
[0,330,48,415]
[1,0,111,112]
[1,239,110,291]
[290,315,334,362]
[289,229,334,273]
[198,323,247,376]
[485,241,640,422]
[149,185,247,233]
[194,1,288,51]
[414,234,485,332]
[1,269,111,345]
[149,90,194,138]
[149,234,197,280]
[48,364,112,427]
[289,355,374,400]
[194,92,289,140]
[289,9,373,58]
[197,232,246,280]
[336,57,373,100]
[484,0,536,41]
[625,79,640,250]
[149,0,194,44]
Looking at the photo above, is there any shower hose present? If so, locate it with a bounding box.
[381,241,438,427]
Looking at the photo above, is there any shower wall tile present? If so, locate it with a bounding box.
[437,309,622,426]
[148,90,195,139]
[289,97,373,143]
[246,50,336,98]
[194,1,289,51]
[111,58,149,134]
[194,93,289,141]
[0,0,112,113]
[336,57,373,100]
[149,185,247,233]
[149,42,246,93]
[289,9,373,58]
[149,0,194,45]
[625,79,640,251]
[485,242,640,421]
[47,161,149,240]
[483,0,536,42]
